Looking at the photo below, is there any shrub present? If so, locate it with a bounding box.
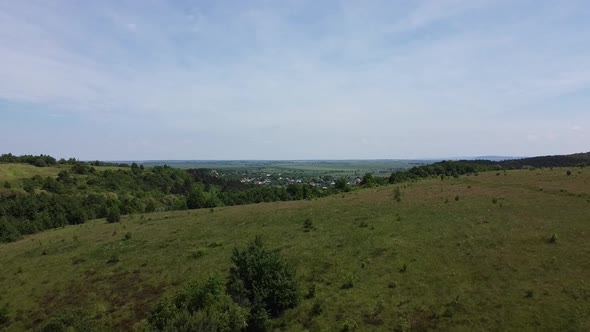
[41,308,96,332]
[341,320,358,331]
[124,232,132,240]
[305,284,316,299]
[189,248,206,259]
[227,237,299,319]
[566,170,572,176]
[106,207,121,223]
[0,218,22,243]
[340,274,355,290]
[147,275,248,332]
[107,254,119,264]
[0,306,9,326]
[2,181,10,189]
[393,188,402,202]
[549,233,558,244]
[399,263,408,273]
[454,195,460,201]
[492,198,498,204]
[310,300,322,317]
[209,241,223,248]
[303,218,314,232]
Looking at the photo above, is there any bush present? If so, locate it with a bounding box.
[124,232,132,240]
[399,263,408,273]
[106,207,121,223]
[303,219,314,232]
[393,188,401,202]
[190,248,206,259]
[566,170,572,176]
[147,275,248,332]
[305,284,316,299]
[310,300,322,317]
[107,254,119,264]
[227,237,299,320]
[340,274,355,290]
[0,218,22,243]
[341,320,358,331]
[0,306,9,326]
[41,309,96,332]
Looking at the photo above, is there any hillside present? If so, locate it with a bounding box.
[0,168,589,330]
[0,164,68,184]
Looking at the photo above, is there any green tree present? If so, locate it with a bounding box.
[360,173,376,187]
[187,188,208,209]
[0,218,22,243]
[334,178,350,192]
[106,207,121,223]
[131,162,140,175]
[227,237,299,330]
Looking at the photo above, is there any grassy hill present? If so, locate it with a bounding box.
[0,164,68,184]
[0,168,589,330]
[0,163,125,185]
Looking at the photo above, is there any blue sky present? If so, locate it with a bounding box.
[0,0,589,160]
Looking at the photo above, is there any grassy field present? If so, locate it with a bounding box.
[0,168,589,330]
[0,164,68,183]
[0,163,126,185]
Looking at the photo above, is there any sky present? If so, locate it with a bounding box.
[0,0,589,160]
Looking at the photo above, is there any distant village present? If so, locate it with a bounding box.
[238,173,362,189]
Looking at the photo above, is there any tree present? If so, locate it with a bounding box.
[187,188,208,209]
[33,158,47,167]
[334,178,350,192]
[227,237,299,330]
[106,207,121,223]
[360,173,376,187]
[131,162,140,175]
[66,205,87,225]
[0,218,22,243]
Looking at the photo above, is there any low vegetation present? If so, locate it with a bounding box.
[0,154,589,330]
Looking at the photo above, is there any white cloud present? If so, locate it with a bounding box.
[0,0,589,159]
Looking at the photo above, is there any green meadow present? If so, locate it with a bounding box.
[0,168,589,330]
[0,164,67,184]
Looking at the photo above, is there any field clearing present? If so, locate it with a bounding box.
[0,164,68,183]
[0,163,127,184]
[0,168,589,330]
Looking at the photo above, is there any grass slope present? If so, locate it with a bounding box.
[0,163,125,185]
[1,168,589,330]
[0,164,67,183]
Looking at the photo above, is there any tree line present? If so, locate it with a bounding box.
[388,152,589,184]
[0,163,339,243]
[0,153,129,168]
